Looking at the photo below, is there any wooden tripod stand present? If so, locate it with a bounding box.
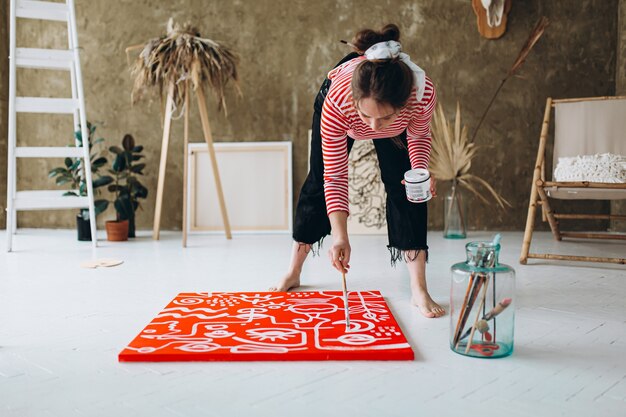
[153,81,232,245]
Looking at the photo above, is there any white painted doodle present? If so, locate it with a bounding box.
[120,291,414,361]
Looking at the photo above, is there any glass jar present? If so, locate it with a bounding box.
[450,240,515,358]
[444,180,466,239]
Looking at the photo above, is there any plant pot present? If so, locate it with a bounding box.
[76,214,92,241]
[105,220,129,241]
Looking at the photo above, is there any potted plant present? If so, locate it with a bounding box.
[430,102,511,238]
[48,123,112,241]
[103,134,148,240]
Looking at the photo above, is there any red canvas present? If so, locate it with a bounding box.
[119,291,414,361]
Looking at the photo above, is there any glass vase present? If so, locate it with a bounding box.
[450,241,515,358]
[443,180,466,239]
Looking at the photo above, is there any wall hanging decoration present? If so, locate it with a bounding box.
[471,16,549,144]
[471,0,512,40]
[127,18,241,245]
[119,291,414,361]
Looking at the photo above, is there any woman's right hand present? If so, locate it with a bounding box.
[329,238,351,274]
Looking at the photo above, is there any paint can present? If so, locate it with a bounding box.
[404,169,432,203]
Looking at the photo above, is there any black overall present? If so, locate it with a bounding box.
[293,53,428,265]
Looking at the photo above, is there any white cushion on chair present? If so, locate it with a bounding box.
[549,98,626,200]
[554,153,626,183]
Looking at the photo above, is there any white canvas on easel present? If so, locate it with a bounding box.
[187,142,292,234]
[308,130,386,235]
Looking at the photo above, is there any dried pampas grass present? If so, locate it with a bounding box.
[430,102,510,209]
[128,18,240,114]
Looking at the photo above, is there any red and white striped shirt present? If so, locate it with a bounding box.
[321,56,437,215]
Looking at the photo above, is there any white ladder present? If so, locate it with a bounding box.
[6,0,97,251]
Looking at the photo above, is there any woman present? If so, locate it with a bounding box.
[270,24,444,318]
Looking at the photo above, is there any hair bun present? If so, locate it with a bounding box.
[380,24,400,42]
[352,23,402,53]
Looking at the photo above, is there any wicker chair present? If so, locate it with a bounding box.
[520,96,626,265]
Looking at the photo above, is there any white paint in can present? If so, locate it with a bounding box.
[404,169,432,203]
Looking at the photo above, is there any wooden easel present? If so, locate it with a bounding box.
[153,81,232,245]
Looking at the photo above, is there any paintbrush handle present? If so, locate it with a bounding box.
[483,298,512,321]
[458,319,489,342]
[465,276,490,354]
[339,251,351,328]
[454,274,485,348]
[458,298,512,342]
[342,273,351,327]
[453,273,475,345]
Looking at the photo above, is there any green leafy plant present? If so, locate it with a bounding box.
[48,123,113,220]
[105,134,148,237]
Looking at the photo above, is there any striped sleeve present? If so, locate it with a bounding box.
[407,78,437,170]
[320,97,350,216]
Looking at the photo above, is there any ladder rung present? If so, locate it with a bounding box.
[14,190,90,211]
[15,146,85,158]
[15,97,78,114]
[16,0,69,22]
[15,48,74,71]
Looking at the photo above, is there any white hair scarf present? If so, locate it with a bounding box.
[364,40,426,102]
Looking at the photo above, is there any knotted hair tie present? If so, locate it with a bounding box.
[364,40,426,102]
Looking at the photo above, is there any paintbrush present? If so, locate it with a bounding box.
[339,39,357,49]
[454,275,485,348]
[458,298,512,342]
[465,276,491,354]
[483,297,512,321]
[453,273,475,345]
[339,251,351,332]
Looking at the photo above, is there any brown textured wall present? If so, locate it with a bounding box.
[0,0,619,231]
[611,0,626,231]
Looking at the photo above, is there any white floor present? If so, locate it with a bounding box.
[1,229,625,417]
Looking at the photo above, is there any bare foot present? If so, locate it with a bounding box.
[411,291,445,318]
[268,271,301,292]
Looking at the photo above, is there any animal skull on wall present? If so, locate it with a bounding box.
[472,0,512,39]
[482,0,505,27]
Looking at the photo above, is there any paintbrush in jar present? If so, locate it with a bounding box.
[454,274,485,348]
[459,297,512,342]
[453,273,475,345]
[465,276,491,354]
